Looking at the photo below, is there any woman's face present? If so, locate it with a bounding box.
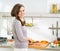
[18,6,25,18]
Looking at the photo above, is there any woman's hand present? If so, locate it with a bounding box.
[27,38,34,45]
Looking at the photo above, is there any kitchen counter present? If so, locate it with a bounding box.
[0,46,60,51]
[28,42,60,51]
[0,39,14,48]
[28,47,60,50]
[0,39,14,51]
[0,40,60,51]
[14,48,60,51]
[28,47,60,51]
[0,47,60,51]
[28,45,60,51]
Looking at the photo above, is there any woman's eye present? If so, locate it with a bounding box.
[23,10,24,12]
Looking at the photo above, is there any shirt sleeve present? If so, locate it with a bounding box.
[15,20,27,41]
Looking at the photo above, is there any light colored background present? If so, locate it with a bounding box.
[0,16,60,42]
[0,0,60,42]
[0,0,60,13]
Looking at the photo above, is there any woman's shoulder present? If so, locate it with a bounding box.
[13,19,21,25]
[15,19,21,23]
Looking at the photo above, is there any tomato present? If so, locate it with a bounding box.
[36,41,40,43]
[54,40,58,44]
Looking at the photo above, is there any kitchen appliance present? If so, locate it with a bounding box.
[0,37,7,43]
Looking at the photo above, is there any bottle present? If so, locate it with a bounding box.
[52,4,57,13]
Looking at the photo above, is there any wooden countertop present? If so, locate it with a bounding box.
[0,46,12,48]
[28,43,60,50]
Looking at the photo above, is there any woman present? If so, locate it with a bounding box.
[11,3,28,48]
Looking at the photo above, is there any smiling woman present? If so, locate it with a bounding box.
[11,3,28,48]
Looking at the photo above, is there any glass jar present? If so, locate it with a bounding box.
[51,4,57,13]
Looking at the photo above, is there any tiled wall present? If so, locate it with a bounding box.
[0,17,7,37]
[0,16,60,42]
[0,17,15,39]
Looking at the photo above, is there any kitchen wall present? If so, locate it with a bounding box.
[0,17,7,37]
[0,0,60,14]
[25,17,60,42]
[1,16,60,42]
[0,17,15,39]
[0,0,48,13]
[48,0,60,13]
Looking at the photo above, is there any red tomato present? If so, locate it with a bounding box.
[54,40,58,44]
[36,41,40,43]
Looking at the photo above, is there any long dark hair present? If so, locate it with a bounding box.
[11,3,25,26]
